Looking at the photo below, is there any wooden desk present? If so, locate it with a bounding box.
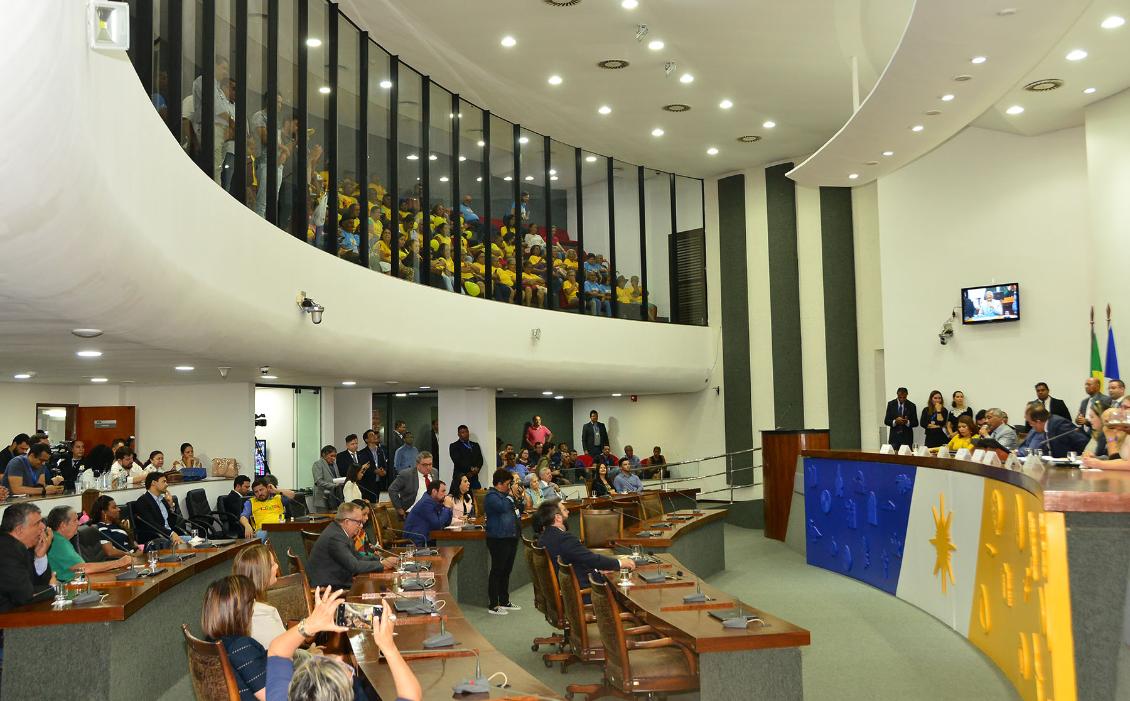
[617,508,728,576]
[615,552,809,699]
[0,539,257,700]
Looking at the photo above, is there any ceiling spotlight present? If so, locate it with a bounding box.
[911,125,924,132]
[439,176,449,182]
[882,150,894,156]
[762,120,776,129]
[706,147,719,155]
[553,395,564,400]
[651,127,664,136]
[621,0,638,8]
[1065,49,1088,61]
[503,176,513,181]
[318,86,331,94]
[585,155,598,162]
[612,393,623,397]
[428,154,438,160]
[476,140,485,147]
[500,35,517,48]
[406,154,419,160]
[458,156,466,162]
[647,39,664,50]
[71,328,103,338]
[90,377,108,383]
[296,291,325,324]
[940,93,955,102]
[13,373,32,380]
[550,175,559,181]
[542,390,554,395]
[549,169,557,176]
[1101,15,1125,29]
[419,386,431,390]
[305,37,322,48]
[342,381,357,386]
[547,75,563,85]
[518,136,529,144]
[476,176,483,182]
[1005,104,1025,115]
[598,105,612,115]
[174,366,195,371]
[718,99,733,109]
[524,175,534,181]
[634,24,648,41]
[260,375,278,380]
[395,392,408,397]
[379,80,392,89]
[970,55,987,64]
[679,73,694,84]
[77,350,103,358]
[848,173,859,180]
[1083,87,1097,94]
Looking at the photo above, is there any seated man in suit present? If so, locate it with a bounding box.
[220,475,252,523]
[56,439,86,492]
[1021,406,1089,458]
[978,408,1017,451]
[534,500,634,590]
[883,387,918,450]
[133,472,186,546]
[0,502,56,612]
[403,480,453,547]
[388,451,434,519]
[306,502,397,590]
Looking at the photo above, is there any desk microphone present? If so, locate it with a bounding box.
[682,576,709,603]
[617,510,664,538]
[1038,430,1081,450]
[383,527,438,555]
[423,616,457,648]
[452,651,490,694]
[131,510,187,547]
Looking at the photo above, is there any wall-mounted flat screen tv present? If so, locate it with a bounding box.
[961,283,1019,324]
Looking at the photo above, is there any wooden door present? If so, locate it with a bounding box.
[75,406,136,450]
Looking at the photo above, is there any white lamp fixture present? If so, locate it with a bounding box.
[518,136,529,144]
[500,35,517,48]
[651,128,664,137]
[598,105,612,115]
[911,125,924,132]
[318,86,331,95]
[379,80,393,89]
[882,150,895,156]
[762,120,776,129]
[547,75,563,85]
[648,40,664,51]
[585,155,597,162]
[1083,87,1097,94]
[1065,49,1088,61]
[342,381,357,386]
[718,99,733,109]
[848,173,859,180]
[621,0,638,8]
[305,37,322,48]
[90,377,109,383]
[13,373,32,380]
[77,350,103,358]
[706,147,719,155]
[541,391,554,395]
[679,73,694,84]
[88,1,130,51]
[1005,105,1025,115]
[1101,15,1125,29]
[174,366,195,372]
[970,55,987,64]
[940,94,955,102]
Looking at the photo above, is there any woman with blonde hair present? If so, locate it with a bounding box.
[232,544,286,650]
[1083,407,1130,470]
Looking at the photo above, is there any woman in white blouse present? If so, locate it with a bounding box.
[450,474,475,523]
[172,442,203,471]
[129,450,162,485]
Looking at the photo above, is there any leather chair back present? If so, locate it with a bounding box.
[265,571,313,624]
[80,489,101,520]
[557,560,603,661]
[579,509,621,548]
[300,529,321,558]
[523,536,546,615]
[611,496,642,526]
[181,624,241,701]
[639,491,664,520]
[117,501,137,543]
[75,525,107,562]
[286,547,305,576]
[473,489,487,520]
[531,539,565,630]
[184,489,211,520]
[589,576,631,689]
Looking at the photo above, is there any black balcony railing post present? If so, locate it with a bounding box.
[482,109,492,301]
[294,0,308,241]
[388,57,399,278]
[357,31,369,269]
[607,156,617,319]
[199,0,215,178]
[575,147,584,315]
[232,0,248,202]
[421,76,432,287]
[324,4,339,256]
[638,165,647,322]
[265,0,278,224]
[451,93,461,293]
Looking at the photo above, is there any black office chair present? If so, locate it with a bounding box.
[184,488,240,539]
[75,525,108,562]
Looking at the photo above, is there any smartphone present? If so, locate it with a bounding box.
[336,602,383,629]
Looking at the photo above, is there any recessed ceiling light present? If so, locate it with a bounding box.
[550,176,559,181]
[76,350,102,358]
[549,169,557,176]
[458,156,466,162]
[940,94,955,102]
[395,392,408,397]
[611,393,623,397]
[647,40,664,50]
[678,73,694,84]
[1101,15,1125,29]
[379,80,392,89]
[1083,87,1097,94]
[585,155,597,162]
[970,56,987,64]
[524,175,534,181]
[911,125,924,132]
[261,374,278,380]
[90,377,108,383]
[848,173,859,180]
[547,75,563,85]
[503,176,513,181]
[428,154,438,161]
[318,86,331,94]
[718,99,733,109]
[500,35,517,48]
[882,150,894,156]
[542,391,554,395]
[762,120,776,129]
[439,176,449,182]
[476,176,483,182]
[1005,104,1025,115]
[71,328,103,338]
[554,395,564,400]
[621,0,638,8]
[651,128,664,137]
[476,140,486,147]
[419,386,431,390]
[997,8,1017,16]
[305,37,322,48]
[13,373,32,380]
[1065,49,1088,61]
[406,154,418,161]
[174,366,195,371]
[342,380,357,386]
[598,105,612,115]
[518,136,529,144]
[706,147,718,155]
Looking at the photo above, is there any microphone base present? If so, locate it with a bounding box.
[453,678,490,694]
[423,632,457,648]
[682,592,709,603]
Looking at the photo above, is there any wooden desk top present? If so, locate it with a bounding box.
[616,508,726,548]
[615,553,811,653]
[0,540,257,628]
[261,516,333,531]
[802,449,1130,514]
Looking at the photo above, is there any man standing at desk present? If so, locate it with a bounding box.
[883,388,918,450]
[357,429,389,502]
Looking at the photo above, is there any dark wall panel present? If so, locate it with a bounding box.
[718,175,754,485]
[765,163,804,429]
[819,187,861,448]
[495,398,574,453]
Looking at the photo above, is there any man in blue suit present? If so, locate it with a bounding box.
[1020,406,1087,458]
[883,388,918,450]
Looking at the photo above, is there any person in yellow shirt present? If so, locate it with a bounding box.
[432,243,455,291]
[527,245,547,272]
[430,221,452,253]
[561,270,579,309]
[495,259,518,303]
[563,248,579,271]
[374,230,393,273]
[238,477,297,538]
[943,415,977,453]
[499,214,519,245]
[521,262,546,307]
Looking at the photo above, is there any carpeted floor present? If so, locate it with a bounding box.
[463,524,1018,700]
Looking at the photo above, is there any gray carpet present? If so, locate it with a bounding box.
[463,524,1018,700]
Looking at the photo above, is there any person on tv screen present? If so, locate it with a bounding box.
[978,290,1002,318]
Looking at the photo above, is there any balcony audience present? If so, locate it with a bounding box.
[590,463,616,498]
[613,458,643,494]
[305,502,396,590]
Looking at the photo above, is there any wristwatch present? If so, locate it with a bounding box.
[297,618,310,637]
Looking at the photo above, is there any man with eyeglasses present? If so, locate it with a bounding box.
[305,502,397,590]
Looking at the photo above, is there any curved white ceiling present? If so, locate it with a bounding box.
[787,0,1091,187]
[0,3,714,394]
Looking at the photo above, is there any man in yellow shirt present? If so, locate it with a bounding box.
[238,477,297,539]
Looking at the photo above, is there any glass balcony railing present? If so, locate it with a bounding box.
[126,0,706,325]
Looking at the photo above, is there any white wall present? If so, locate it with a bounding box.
[1084,87,1130,330]
[127,383,255,472]
[796,184,830,429]
[876,126,1091,423]
[852,182,885,448]
[0,384,79,440]
[255,386,296,487]
[332,387,374,448]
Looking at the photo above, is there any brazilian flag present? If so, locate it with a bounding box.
[1091,324,1104,388]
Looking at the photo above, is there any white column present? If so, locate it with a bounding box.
[436,388,497,485]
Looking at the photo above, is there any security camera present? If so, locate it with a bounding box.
[939,333,950,346]
[259,366,271,375]
[634,24,648,41]
[938,318,954,346]
[664,61,677,76]
[218,366,231,379]
[296,291,325,324]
